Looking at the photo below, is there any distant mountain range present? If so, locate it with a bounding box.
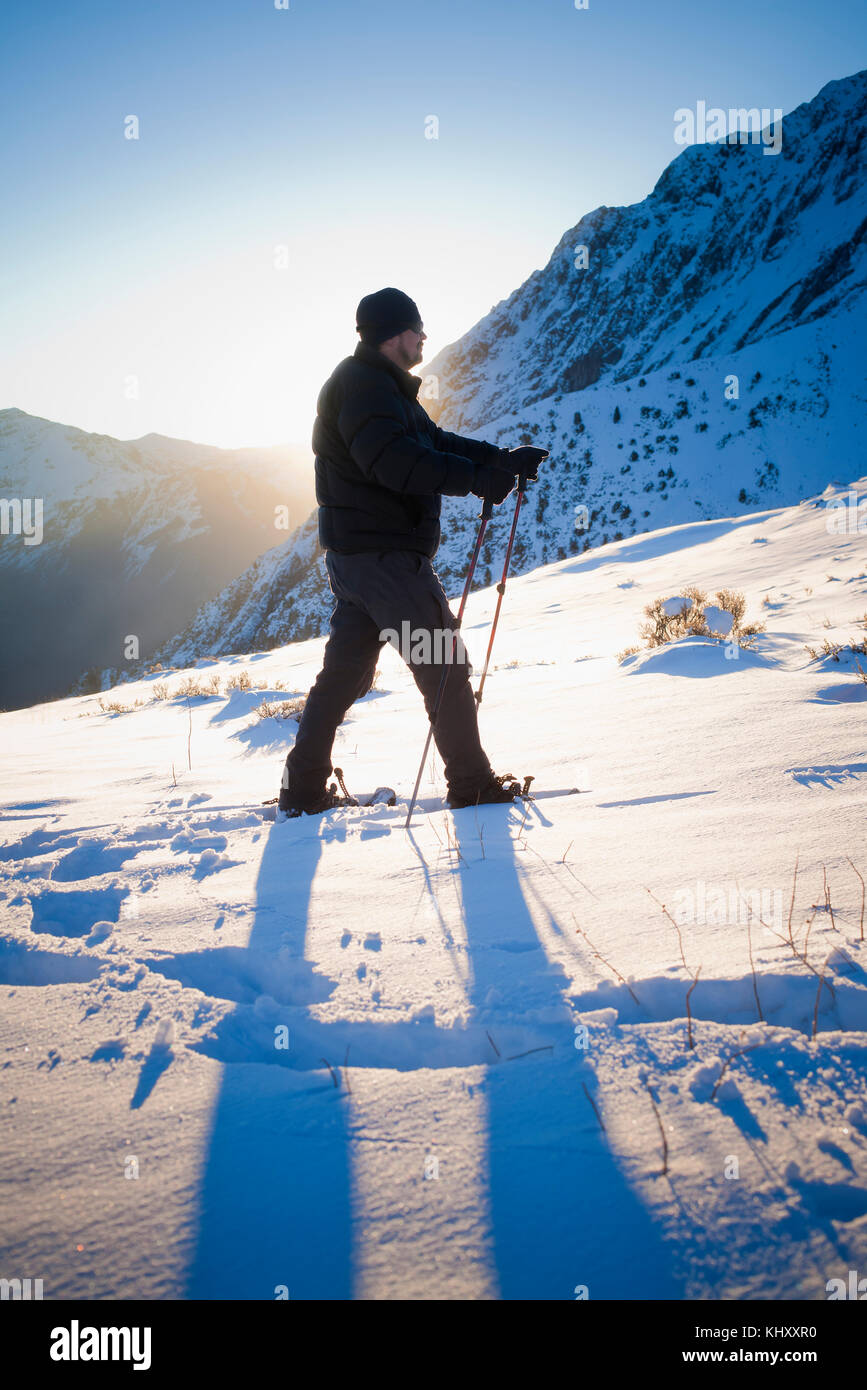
[0,409,314,709]
[32,68,867,691]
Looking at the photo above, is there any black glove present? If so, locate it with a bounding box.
[507,446,549,481]
[471,463,516,506]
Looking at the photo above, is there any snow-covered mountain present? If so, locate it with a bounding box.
[145,68,867,675]
[425,69,867,432]
[0,410,314,710]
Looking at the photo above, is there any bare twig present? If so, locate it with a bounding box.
[788,852,799,948]
[686,966,702,1050]
[846,858,865,941]
[646,888,688,972]
[644,1083,669,1176]
[561,860,599,898]
[742,897,764,1022]
[819,866,840,933]
[562,840,574,864]
[802,908,817,963]
[505,1045,554,1061]
[320,1057,340,1088]
[472,804,486,859]
[573,914,641,1005]
[738,882,828,984]
[646,888,699,1047]
[581,1080,606,1134]
[812,952,834,1040]
[521,839,598,900]
[444,813,467,864]
[825,873,839,934]
[486,1030,501,1058]
[710,1045,760,1101]
[801,910,837,1005]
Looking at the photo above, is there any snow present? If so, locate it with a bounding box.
[1,482,866,1299]
[662,595,694,616]
[703,605,735,636]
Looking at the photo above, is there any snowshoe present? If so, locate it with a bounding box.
[276,783,349,821]
[446,771,524,810]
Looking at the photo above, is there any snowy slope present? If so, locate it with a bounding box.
[145,69,867,673]
[0,409,314,709]
[1,483,865,1299]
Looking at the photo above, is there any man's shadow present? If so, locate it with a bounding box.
[185,805,683,1299]
[451,812,683,1299]
[184,818,354,1299]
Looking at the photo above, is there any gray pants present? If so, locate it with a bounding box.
[283,550,492,801]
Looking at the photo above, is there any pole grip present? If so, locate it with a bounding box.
[479,496,494,520]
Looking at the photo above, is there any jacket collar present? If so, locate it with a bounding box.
[354,341,421,400]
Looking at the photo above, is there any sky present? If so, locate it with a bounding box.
[1,0,864,448]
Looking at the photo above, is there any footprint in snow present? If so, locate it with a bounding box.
[0,937,102,986]
[28,885,128,939]
[193,850,240,880]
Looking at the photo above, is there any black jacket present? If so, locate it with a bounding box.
[312,342,506,557]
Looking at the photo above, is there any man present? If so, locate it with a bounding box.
[277,287,548,818]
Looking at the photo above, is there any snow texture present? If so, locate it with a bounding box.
[1,482,865,1299]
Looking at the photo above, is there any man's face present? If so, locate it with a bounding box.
[396,324,426,368]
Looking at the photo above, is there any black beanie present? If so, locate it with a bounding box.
[356,288,422,345]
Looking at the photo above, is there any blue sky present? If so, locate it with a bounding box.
[1,0,864,446]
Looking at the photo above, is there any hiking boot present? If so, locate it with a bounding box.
[277,782,347,820]
[446,771,522,810]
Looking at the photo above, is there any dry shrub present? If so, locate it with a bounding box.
[98,697,144,715]
[225,669,253,692]
[637,586,764,653]
[256,697,306,722]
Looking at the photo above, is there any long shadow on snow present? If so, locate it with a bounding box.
[184,818,353,1299]
[185,803,683,1299]
[451,812,682,1299]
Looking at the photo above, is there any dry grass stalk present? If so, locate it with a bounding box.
[846,858,865,941]
[711,1045,760,1101]
[581,1081,606,1134]
[645,1083,669,1176]
[573,915,641,1006]
[812,952,835,1040]
[321,1057,340,1088]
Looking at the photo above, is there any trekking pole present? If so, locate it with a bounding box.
[404,497,494,829]
[474,472,528,707]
